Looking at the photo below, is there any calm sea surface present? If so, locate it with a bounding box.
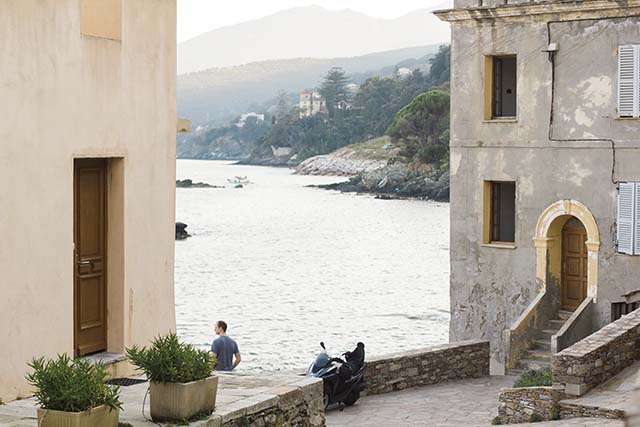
[175,159,450,373]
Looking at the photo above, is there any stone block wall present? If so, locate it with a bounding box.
[553,309,640,396]
[364,340,490,395]
[498,386,564,424]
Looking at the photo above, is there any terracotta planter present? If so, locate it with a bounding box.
[37,405,118,427]
[150,375,218,422]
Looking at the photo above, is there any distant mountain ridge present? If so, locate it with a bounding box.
[178,5,450,74]
[178,45,442,125]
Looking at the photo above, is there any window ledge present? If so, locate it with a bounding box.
[615,117,640,121]
[482,243,517,249]
[483,118,518,123]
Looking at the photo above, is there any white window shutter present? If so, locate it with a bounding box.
[635,183,640,255]
[618,182,635,254]
[618,45,638,117]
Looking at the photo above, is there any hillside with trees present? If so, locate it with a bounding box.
[178,44,451,199]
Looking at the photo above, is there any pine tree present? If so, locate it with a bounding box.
[319,67,351,117]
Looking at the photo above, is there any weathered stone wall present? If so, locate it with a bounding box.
[553,309,640,396]
[364,340,490,395]
[498,386,563,424]
[559,401,625,420]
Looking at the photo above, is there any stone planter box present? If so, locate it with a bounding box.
[36,405,118,427]
[150,375,218,422]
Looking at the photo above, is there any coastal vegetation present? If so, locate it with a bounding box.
[179,45,450,163]
[179,45,452,199]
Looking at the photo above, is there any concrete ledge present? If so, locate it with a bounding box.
[364,340,490,395]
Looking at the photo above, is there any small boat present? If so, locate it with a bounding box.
[227,176,251,185]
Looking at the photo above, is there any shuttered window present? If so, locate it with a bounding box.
[617,182,640,255]
[618,45,640,117]
[617,183,635,254]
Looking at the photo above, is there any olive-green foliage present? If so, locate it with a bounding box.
[126,333,214,383]
[513,368,553,388]
[118,423,134,427]
[551,403,561,420]
[259,46,452,163]
[387,90,450,167]
[26,354,122,412]
[490,416,503,425]
[529,413,542,422]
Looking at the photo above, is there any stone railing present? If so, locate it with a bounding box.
[498,386,564,424]
[552,297,595,354]
[506,289,559,370]
[553,309,640,396]
[364,340,490,395]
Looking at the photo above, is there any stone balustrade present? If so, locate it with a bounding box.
[363,340,490,395]
[553,309,640,396]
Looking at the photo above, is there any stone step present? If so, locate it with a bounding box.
[518,358,552,371]
[526,350,554,360]
[538,329,560,339]
[557,310,574,320]
[534,339,551,351]
[548,319,567,328]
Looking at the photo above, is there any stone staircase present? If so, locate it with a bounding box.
[513,309,573,373]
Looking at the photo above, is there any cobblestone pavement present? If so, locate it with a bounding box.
[325,376,625,427]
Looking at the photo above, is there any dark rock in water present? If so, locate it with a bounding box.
[176,222,191,240]
[176,179,222,188]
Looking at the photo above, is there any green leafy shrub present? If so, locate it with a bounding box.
[551,403,561,420]
[529,413,542,422]
[26,354,122,412]
[513,368,553,387]
[126,333,214,383]
[490,416,503,425]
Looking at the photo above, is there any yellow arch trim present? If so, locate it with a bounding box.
[535,200,600,245]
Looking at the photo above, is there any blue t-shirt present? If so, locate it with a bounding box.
[211,335,239,371]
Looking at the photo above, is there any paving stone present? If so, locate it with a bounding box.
[325,375,625,427]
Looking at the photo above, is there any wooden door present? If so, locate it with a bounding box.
[561,219,588,310]
[74,159,107,356]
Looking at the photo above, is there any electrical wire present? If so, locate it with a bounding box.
[545,15,640,185]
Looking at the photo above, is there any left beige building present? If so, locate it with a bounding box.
[0,0,178,401]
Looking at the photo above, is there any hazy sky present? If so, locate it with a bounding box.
[177,0,450,42]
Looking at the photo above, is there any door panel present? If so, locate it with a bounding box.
[74,159,107,356]
[561,220,587,310]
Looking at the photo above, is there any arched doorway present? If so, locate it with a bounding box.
[561,218,588,310]
[533,200,600,302]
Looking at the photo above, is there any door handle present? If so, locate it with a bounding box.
[77,260,92,265]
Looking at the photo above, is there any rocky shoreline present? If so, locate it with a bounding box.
[295,155,387,176]
[313,166,449,202]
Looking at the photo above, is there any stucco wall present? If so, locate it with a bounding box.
[444,6,640,373]
[0,0,177,400]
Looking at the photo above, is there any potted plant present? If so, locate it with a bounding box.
[26,354,122,427]
[126,333,218,422]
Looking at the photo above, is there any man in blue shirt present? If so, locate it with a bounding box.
[211,320,241,371]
